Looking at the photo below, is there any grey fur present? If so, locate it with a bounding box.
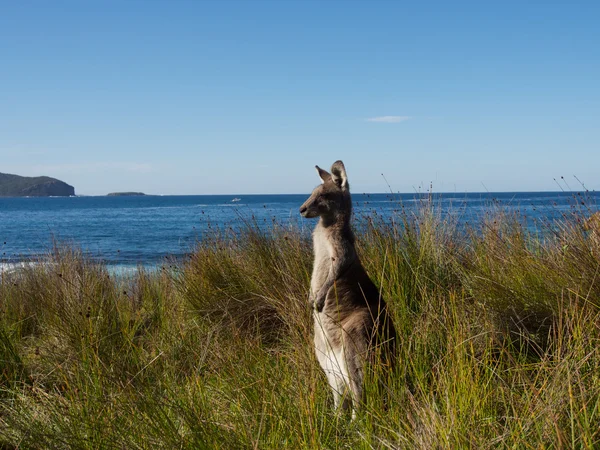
[300,160,396,417]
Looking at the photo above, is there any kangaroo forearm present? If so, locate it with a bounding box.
[314,259,345,310]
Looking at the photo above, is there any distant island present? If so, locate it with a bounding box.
[0,172,75,197]
[107,192,146,196]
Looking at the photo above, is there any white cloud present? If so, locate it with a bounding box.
[365,116,411,123]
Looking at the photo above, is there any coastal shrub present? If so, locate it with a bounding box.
[178,223,313,345]
[1,204,600,448]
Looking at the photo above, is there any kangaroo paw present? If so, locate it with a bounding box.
[315,295,326,312]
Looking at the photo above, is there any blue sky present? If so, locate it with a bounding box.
[1,1,599,195]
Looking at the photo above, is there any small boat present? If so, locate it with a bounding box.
[231,198,241,202]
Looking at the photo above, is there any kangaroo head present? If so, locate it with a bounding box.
[300,160,351,219]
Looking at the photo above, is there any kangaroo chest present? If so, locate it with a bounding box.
[311,224,334,295]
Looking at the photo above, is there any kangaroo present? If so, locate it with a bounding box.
[299,160,396,417]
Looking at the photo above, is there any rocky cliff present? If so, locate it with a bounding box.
[0,173,75,197]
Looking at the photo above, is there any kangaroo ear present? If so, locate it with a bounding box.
[315,165,332,184]
[330,160,348,190]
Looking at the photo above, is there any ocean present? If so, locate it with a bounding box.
[1,192,598,272]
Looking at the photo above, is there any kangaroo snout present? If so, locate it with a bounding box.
[299,198,319,218]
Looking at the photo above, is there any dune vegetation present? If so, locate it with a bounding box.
[1,198,600,449]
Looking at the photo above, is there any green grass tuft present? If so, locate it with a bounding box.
[1,203,600,448]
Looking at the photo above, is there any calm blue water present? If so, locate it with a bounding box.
[1,192,598,270]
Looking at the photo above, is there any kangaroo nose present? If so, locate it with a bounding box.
[299,205,307,214]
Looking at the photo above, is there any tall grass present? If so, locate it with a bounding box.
[1,201,600,448]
